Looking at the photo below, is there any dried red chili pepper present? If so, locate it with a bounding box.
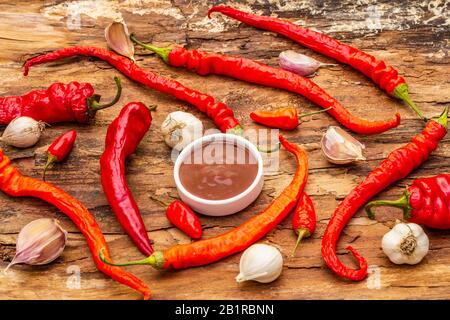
[0,149,150,299]
[321,107,448,281]
[101,135,308,269]
[291,192,316,256]
[366,174,450,229]
[250,107,331,130]
[167,201,203,239]
[43,130,77,181]
[100,102,154,256]
[131,35,400,135]
[0,77,121,125]
[208,6,425,120]
[23,47,242,134]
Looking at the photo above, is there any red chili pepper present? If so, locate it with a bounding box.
[250,107,331,130]
[166,200,202,239]
[101,135,308,270]
[0,77,122,125]
[23,47,242,134]
[366,174,450,229]
[291,192,316,256]
[43,130,77,181]
[100,102,154,256]
[0,149,150,299]
[131,36,400,135]
[208,6,425,120]
[321,107,448,281]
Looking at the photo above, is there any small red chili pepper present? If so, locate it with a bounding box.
[0,149,150,299]
[250,107,331,130]
[100,135,308,270]
[208,6,425,120]
[0,77,122,125]
[366,174,450,229]
[321,107,448,281]
[291,192,316,256]
[23,47,242,134]
[131,35,400,135]
[167,201,202,239]
[43,130,77,181]
[100,102,155,256]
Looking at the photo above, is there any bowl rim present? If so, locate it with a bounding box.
[173,133,264,206]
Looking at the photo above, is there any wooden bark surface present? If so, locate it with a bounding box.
[0,0,449,299]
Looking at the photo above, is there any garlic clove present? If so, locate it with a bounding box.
[279,50,337,77]
[236,243,283,284]
[161,111,203,151]
[5,218,68,272]
[0,116,46,148]
[321,126,366,164]
[105,21,135,61]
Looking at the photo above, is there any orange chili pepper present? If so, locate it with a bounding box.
[250,107,331,130]
[0,149,150,299]
[101,134,308,270]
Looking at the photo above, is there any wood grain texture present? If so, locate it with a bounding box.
[0,0,449,299]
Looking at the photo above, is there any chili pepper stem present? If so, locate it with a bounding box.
[258,142,281,153]
[436,105,449,129]
[227,125,244,136]
[291,228,310,257]
[87,77,122,116]
[42,154,57,181]
[298,107,333,120]
[392,84,426,121]
[99,249,165,269]
[130,34,171,64]
[365,192,412,220]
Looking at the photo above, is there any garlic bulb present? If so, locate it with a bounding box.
[382,222,429,265]
[279,50,337,77]
[321,126,366,164]
[0,116,46,148]
[236,243,283,283]
[5,218,68,271]
[105,21,135,61]
[161,111,203,151]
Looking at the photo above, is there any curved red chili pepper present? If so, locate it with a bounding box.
[0,77,121,124]
[207,5,425,120]
[366,173,450,229]
[100,102,154,256]
[23,47,242,134]
[322,107,448,281]
[166,200,203,239]
[291,192,316,256]
[43,129,77,181]
[131,36,400,135]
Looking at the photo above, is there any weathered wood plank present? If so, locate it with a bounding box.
[0,0,449,299]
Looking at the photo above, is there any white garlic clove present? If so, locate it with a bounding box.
[321,126,366,164]
[105,21,135,61]
[279,50,337,77]
[236,243,283,284]
[0,116,46,148]
[5,218,68,271]
[161,111,203,151]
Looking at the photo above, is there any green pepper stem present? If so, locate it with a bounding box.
[298,107,332,120]
[291,228,310,257]
[130,34,171,64]
[226,125,244,136]
[365,192,412,220]
[42,154,57,182]
[87,77,122,116]
[392,83,426,121]
[99,249,165,269]
[435,106,449,130]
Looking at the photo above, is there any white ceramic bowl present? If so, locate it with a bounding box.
[174,133,264,216]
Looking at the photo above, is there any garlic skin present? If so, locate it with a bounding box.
[5,218,68,271]
[236,243,283,283]
[321,126,366,164]
[0,116,46,148]
[279,50,336,77]
[161,111,203,151]
[382,222,429,265]
[105,21,135,61]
